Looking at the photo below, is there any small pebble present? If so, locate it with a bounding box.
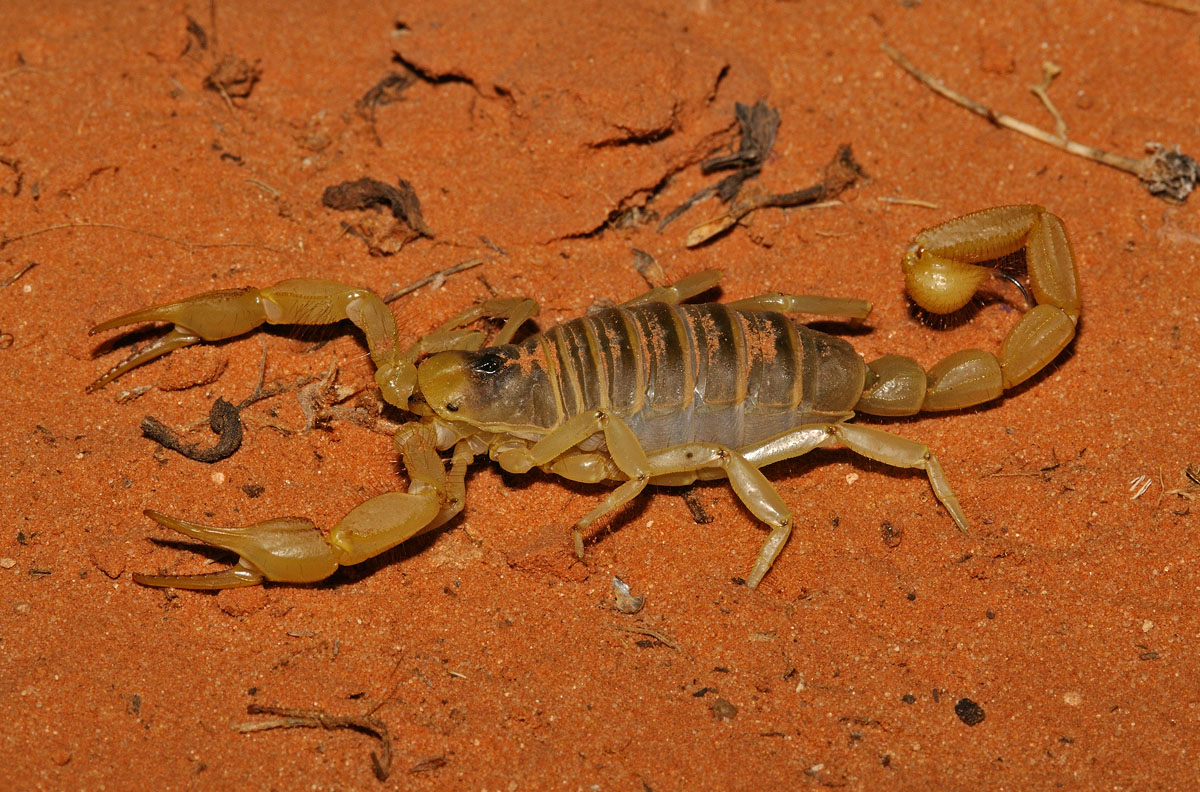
[711,698,737,721]
[0,557,16,569]
[955,697,985,726]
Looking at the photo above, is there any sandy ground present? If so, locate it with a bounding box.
[2,1,1199,789]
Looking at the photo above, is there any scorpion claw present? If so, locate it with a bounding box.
[132,559,264,590]
[136,509,341,589]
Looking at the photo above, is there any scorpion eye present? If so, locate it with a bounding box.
[471,353,503,375]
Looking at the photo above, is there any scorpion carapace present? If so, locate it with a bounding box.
[88,205,1079,590]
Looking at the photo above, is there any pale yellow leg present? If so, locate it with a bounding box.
[726,293,871,320]
[645,421,965,589]
[621,269,722,307]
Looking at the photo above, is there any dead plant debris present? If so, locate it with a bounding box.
[685,144,866,247]
[659,100,780,231]
[323,177,432,255]
[356,71,416,145]
[883,44,1199,203]
[658,100,864,244]
[680,487,714,524]
[203,54,262,100]
[2,260,36,289]
[140,397,243,463]
[1166,464,1200,501]
[382,257,484,303]
[233,704,392,781]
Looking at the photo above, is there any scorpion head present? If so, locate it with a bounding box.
[416,345,557,430]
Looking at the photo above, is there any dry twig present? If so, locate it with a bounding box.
[685,144,865,247]
[233,704,392,781]
[0,221,286,255]
[883,44,1199,203]
[383,258,484,303]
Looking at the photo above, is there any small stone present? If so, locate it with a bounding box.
[711,698,737,721]
[0,557,16,569]
[955,697,985,726]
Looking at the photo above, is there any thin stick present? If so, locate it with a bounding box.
[883,44,1142,173]
[0,221,286,255]
[877,196,940,209]
[882,43,1198,202]
[233,704,392,780]
[611,622,682,652]
[1,261,36,289]
[383,257,484,303]
[1029,61,1067,141]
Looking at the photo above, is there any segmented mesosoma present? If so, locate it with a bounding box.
[88,205,1080,590]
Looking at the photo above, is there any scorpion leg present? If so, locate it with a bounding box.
[727,292,872,320]
[133,423,472,589]
[830,423,968,532]
[641,442,798,588]
[648,424,966,588]
[405,296,541,355]
[860,205,1080,415]
[490,409,655,557]
[621,269,722,307]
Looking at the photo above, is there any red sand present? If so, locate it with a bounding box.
[2,2,1198,789]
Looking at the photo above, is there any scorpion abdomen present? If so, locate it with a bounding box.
[525,303,864,452]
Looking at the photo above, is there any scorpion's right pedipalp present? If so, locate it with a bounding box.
[131,422,470,589]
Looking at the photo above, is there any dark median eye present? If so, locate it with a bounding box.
[471,353,503,374]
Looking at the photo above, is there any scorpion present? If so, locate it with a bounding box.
[88,205,1080,590]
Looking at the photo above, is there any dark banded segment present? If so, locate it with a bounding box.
[627,302,691,411]
[679,304,746,409]
[529,302,864,449]
[738,310,803,411]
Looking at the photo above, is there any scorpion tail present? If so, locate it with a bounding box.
[856,205,1080,416]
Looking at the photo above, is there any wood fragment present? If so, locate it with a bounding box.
[685,144,865,247]
[383,258,484,303]
[322,177,433,255]
[680,487,713,524]
[659,100,780,231]
[611,622,681,651]
[141,397,243,463]
[233,704,392,781]
[882,43,1199,202]
[1,261,36,289]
